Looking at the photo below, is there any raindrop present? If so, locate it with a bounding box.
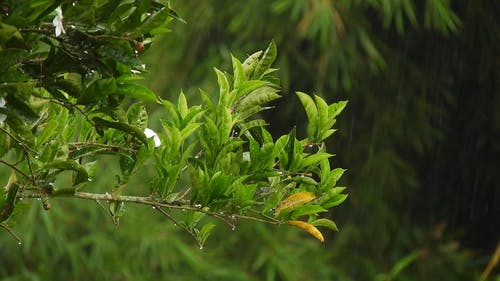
[194,204,202,208]
[134,50,138,54]
[87,177,93,182]
[48,182,54,187]
[70,25,76,29]
[72,2,76,6]
[18,198,23,201]
[34,155,39,159]
[152,206,156,210]
[83,50,88,54]
[199,245,203,250]
[17,242,22,245]
[230,215,236,220]
[231,226,236,231]
[146,12,152,16]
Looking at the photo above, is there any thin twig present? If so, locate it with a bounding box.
[0,160,31,181]
[0,127,38,156]
[69,142,138,153]
[24,151,36,185]
[0,223,22,244]
[480,241,500,281]
[154,206,202,249]
[211,212,236,230]
[0,128,37,184]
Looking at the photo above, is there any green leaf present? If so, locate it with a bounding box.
[290,204,327,218]
[215,68,230,106]
[232,55,245,89]
[235,80,270,101]
[181,106,204,127]
[136,7,173,35]
[78,78,117,105]
[5,93,38,120]
[321,193,348,209]
[301,152,333,169]
[180,122,201,141]
[0,49,28,71]
[35,119,59,147]
[242,50,263,78]
[199,89,215,113]
[289,176,318,186]
[0,23,23,46]
[330,168,346,183]
[55,76,82,99]
[218,105,233,142]
[116,82,157,103]
[328,101,347,119]
[253,41,277,79]
[119,154,136,175]
[178,91,189,118]
[40,160,89,186]
[237,86,280,111]
[314,95,329,132]
[296,92,318,135]
[92,117,148,146]
[197,223,216,247]
[160,98,181,126]
[0,172,19,222]
[311,218,339,231]
[126,102,148,129]
[1,107,35,147]
[319,129,336,141]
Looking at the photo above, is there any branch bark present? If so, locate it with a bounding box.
[17,191,282,225]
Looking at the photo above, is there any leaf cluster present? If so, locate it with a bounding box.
[0,2,348,247]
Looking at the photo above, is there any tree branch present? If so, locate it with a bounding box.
[17,191,282,225]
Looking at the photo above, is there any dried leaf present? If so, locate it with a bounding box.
[287,220,325,242]
[275,191,316,217]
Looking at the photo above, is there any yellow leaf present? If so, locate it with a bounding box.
[287,220,325,242]
[275,191,316,217]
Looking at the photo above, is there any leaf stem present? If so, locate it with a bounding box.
[0,160,31,182]
[0,223,22,244]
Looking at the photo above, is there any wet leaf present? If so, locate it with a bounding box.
[286,220,325,242]
[275,191,316,217]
